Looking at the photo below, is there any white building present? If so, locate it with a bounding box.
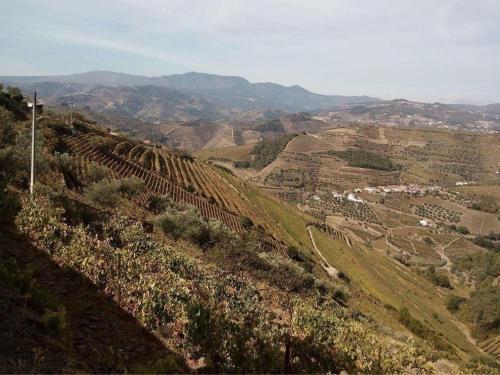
[419,219,429,226]
[347,193,363,203]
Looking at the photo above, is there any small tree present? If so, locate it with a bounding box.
[85,180,120,208]
[86,162,109,183]
[148,194,172,214]
[118,176,144,198]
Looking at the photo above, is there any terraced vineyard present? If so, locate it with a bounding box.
[113,141,250,214]
[479,336,500,361]
[63,129,288,256]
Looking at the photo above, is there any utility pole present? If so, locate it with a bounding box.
[29,91,37,197]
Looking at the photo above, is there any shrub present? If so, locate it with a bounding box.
[287,245,305,262]
[90,136,115,154]
[445,295,466,312]
[118,176,144,198]
[148,194,173,214]
[424,267,452,288]
[15,192,439,374]
[234,161,251,168]
[155,206,228,248]
[398,307,454,353]
[239,215,254,230]
[456,226,470,235]
[41,306,68,338]
[85,180,120,208]
[16,195,68,253]
[86,162,109,183]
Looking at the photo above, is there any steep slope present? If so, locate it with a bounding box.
[1,97,497,372]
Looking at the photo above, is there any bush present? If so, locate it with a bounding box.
[473,235,500,251]
[234,161,251,169]
[424,267,452,289]
[445,295,466,313]
[118,176,144,198]
[85,180,120,208]
[148,194,172,214]
[155,206,228,248]
[287,245,305,262]
[456,226,470,235]
[398,307,454,353]
[86,162,109,183]
[90,136,115,154]
[239,216,254,230]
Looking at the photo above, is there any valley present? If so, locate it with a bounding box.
[1,81,499,373]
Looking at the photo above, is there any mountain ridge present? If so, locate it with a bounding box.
[0,70,379,117]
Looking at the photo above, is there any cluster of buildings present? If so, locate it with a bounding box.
[358,184,441,195]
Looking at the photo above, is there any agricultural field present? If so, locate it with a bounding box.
[310,227,481,357]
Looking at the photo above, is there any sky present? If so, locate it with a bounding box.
[1,0,499,104]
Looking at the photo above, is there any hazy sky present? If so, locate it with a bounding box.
[1,0,499,104]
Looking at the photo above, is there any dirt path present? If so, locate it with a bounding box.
[436,237,462,272]
[450,318,485,355]
[307,225,339,278]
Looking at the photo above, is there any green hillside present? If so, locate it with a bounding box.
[0,95,498,373]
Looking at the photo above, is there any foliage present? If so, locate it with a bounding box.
[423,266,452,289]
[473,234,500,251]
[398,307,455,353]
[148,194,174,214]
[470,197,499,214]
[0,107,49,190]
[445,295,466,312]
[233,160,251,169]
[253,119,285,133]
[463,284,500,337]
[84,180,121,208]
[90,136,115,154]
[86,162,109,183]
[292,301,436,373]
[456,225,470,235]
[0,85,28,119]
[239,215,254,229]
[155,205,228,248]
[250,134,295,169]
[15,194,440,373]
[327,148,398,171]
[41,306,68,338]
[118,176,144,198]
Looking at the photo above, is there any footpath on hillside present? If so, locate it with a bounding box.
[307,225,339,279]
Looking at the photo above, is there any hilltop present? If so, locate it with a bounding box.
[0,71,378,122]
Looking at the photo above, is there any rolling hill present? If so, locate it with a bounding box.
[0,71,378,121]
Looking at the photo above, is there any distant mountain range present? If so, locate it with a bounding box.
[0,71,379,122]
[317,99,500,132]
